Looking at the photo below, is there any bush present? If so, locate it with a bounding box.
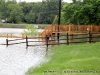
[22,25,37,37]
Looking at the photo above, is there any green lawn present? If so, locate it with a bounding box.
[26,43,100,75]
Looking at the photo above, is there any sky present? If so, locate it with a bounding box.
[17,0,72,3]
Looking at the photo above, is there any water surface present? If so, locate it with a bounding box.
[0,28,47,75]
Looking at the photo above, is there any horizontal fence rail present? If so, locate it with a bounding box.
[0,31,100,51]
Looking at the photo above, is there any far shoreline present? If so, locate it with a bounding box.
[0,23,50,29]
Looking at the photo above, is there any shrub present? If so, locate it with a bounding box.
[22,25,37,37]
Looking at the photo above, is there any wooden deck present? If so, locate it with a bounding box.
[1,24,100,39]
[39,24,100,37]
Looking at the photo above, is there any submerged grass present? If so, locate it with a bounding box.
[26,43,100,75]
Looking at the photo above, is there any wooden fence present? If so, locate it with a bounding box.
[0,34,27,38]
[1,31,100,51]
[39,25,100,38]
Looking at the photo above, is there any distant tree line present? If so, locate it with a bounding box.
[62,0,100,25]
[0,0,60,24]
[0,0,100,25]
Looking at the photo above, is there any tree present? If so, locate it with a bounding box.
[52,15,58,24]
[28,2,41,24]
[25,12,36,23]
[62,0,100,25]
[19,2,34,22]
[72,0,77,3]
[0,0,66,24]
[22,25,37,36]
[7,3,23,23]
[0,0,7,19]
[39,0,60,24]
[63,4,80,24]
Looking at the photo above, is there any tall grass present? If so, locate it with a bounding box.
[26,43,100,75]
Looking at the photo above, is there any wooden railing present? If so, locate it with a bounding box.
[0,34,25,38]
[0,34,39,38]
[39,25,53,37]
[1,32,100,51]
[39,25,100,38]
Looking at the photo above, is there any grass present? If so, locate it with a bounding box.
[0,23,50,29]
[0,23,27,28]
[26,42,100,75]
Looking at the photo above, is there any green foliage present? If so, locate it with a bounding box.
[22,25,37,37]
[52,15,58,24]
[1,0,100,25]
[52,13,66,24]
[0,23,27,28]
[26,42,100,75]
[0,0,65,24]
[0,0,7,19]
[62,0,100,25]
[37,0,60,24]
[7,3,23,23]
[19,0,60,24]
[25,12,35,23]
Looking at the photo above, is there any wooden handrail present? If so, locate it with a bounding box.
[39,24,100,40]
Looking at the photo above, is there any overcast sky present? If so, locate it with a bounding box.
[17,0,72,3]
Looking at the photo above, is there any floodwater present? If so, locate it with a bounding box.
[0,28,47,75]
[0,28,43,36]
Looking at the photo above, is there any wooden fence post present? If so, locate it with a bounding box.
[57,36,59,45]
[52,33,56,46]
[46,35,49,52]
[7,34,8,38]
[11,34,12,38]
[26,36,28,49]
[88,31,92,43]
[22,34,24,38]
[6,39,8,47]
[67,33,69,45]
